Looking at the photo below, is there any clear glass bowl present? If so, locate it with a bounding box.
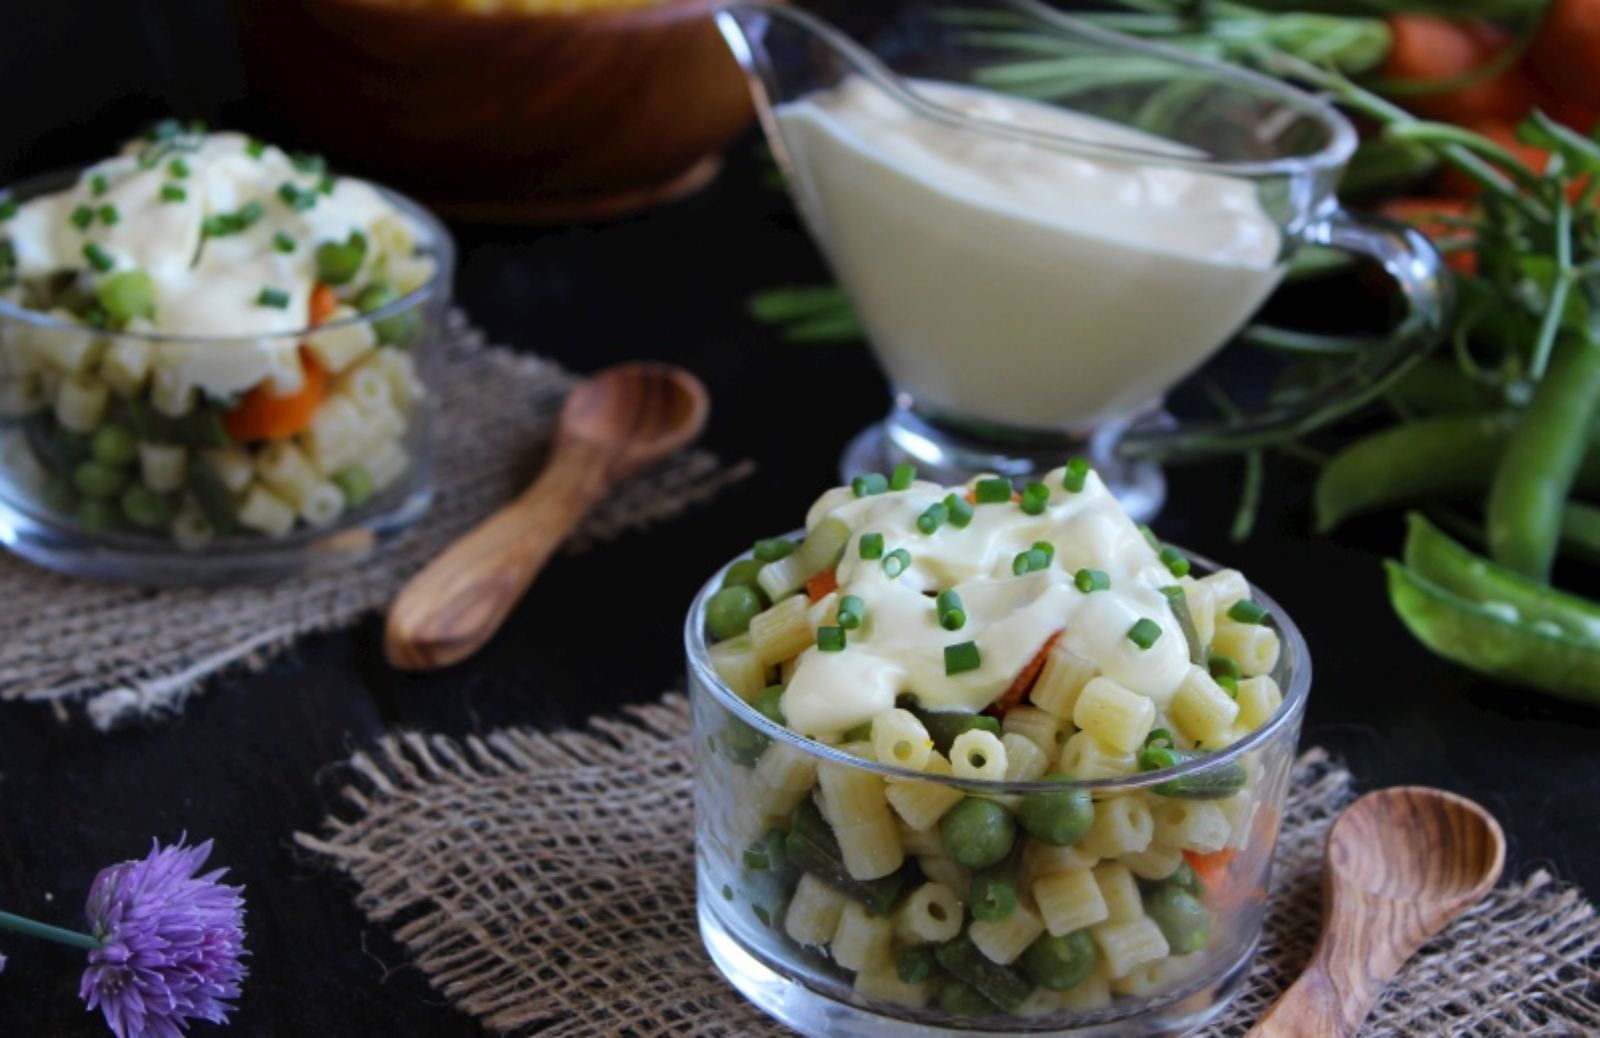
[0,170,454,584]
[687,541,1310,1037]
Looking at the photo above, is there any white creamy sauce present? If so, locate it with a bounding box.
[9,133,420,338]
[774,76,1287,432]
[780,468,1190,737]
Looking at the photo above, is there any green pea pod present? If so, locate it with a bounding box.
[1404,514,1600,644]
[1563,503,1600,568]
[1137,745,1247,800]
[1386,561,1600,706]
[934,934,1032,1013]
[783,798,907,916]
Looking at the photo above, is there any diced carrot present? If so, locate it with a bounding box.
[1376,197,1480,276]
[309,282,339,327]
[806,567,838,603]
[1382,15,1536,123]
[1530,0,1600,111]
[1184,848,1237,892]
[989,629,1063,715]
[223,347,328,442]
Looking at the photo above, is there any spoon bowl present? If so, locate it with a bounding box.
[385,362,709,671]
[1248,786,1504,1037]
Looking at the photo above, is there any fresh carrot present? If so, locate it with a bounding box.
[309,282,339,327]
[806,567,838,603]
[1376,197,1480,276]
[1184,848,1237,892]
[1381,15,1536,124]
[989,630,1062,715]
[223,348,328,442]
[1530,0,1600,111]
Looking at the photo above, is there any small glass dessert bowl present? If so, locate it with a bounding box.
[687,464,1310,1037]
[0,127,454,584]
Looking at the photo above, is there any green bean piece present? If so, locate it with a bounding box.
[332,466,375,508]
[314,231,367,285]
[914,709,1001,754]
[186,459,238,535]
[939,798,1016,871]
[783,799,907,915]
[1162,585,1206,665]
[706,586,762,641]
[752,685,785,726]
[173,407,230,449]
[1019,930,1097,991]
[1017,775,1094,846]
[936,981,991,1017]
[1143,885,1212,954]
[933,934,1032,1013]
[896,946,938,985]
[1488,338,1600,580]
[94,270,155,325]
[720,558,769,604]
[120,484,176,529]
[1137,745,1248,800]
[75,497,118,533]
[356,280,418,346]
[1404,513,1600,642]
[73,460,128,500]
[1386,560,1600,705]
[90,423,139,468]
[970,857,1019,923]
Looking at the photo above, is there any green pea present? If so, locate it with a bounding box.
[1020,930,1097,991]
[720,558,771,606]
[720,719,766,767]
[332,465,375,508]
[969,870,1018,923]
[753,537,795,562]
[95,270,155,324]
[91,422,139,467]
[936,981,991,1016]
[1165,861,1203,896]
[314,231,367,285]
[1018,775,1094,846]
[752,685,785,726]
[1143,885,1212,955]
[73,460,128,500]
[355,281,418,346]
[706,585,762,640]
[896,946,937,985]
[120,484,177,529]
[939,797,1016,870]
[75,497,118,533]
[52,424,92,465]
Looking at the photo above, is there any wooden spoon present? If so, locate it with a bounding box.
[1247,786,1505,1038]
[385,362,709,671]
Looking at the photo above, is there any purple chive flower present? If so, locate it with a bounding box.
[79,838,247,1038]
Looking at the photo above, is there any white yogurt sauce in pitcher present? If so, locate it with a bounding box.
[774,76,1286,432]
[780,466,1191,737]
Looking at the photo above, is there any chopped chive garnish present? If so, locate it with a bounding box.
[883,548,912,578]
[256,286,291,309]
[1032,541,1055,565]
[272,231,297,253]
[817,626,846,652]
[1062,457,1091,492]
[277,181,316,211]
[974,478,1012,504]
[917,502,949,535]
[1160,585,1184,603]
[837,595,865,630]
[943,493,974,529]
[1012,549,1049,576]
[150,118,183,141]
[81,242,114,273]
[0,197,18,221]
[98,204,119,226]
[753,537,795,562]
[167,157,190,179]
[859,532,884,560]
[1216,673,1240,697]
[236,200,264,227]
[944,640,981,676]
[317,173,337,196]
[1074,568,1110,593]
[1159,547,1190,578]
[90,173,109,197]
[889,462,917,491]
[291,152,327,176]
[936,590,966,631]
[160,184,187,203]
[1127,618,1162,650]
[1020,481,1050,515]
[245,137,266,159]
[1139,524,1162,549]
[852,472,888,497]
[1227,599,1270,625]
[1208,654,1240,680]
[202,201,264,237]
[71,205,95,231]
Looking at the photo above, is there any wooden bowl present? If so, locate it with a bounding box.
[236,0,756,222]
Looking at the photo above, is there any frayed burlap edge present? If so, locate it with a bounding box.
[296,696,1600,1037]
[0,313,753,729]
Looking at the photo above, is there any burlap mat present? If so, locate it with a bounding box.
[296,695,1600,1037]
[0,314,753,729]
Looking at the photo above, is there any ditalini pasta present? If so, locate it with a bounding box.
[700,462,1294,1022]
[0,126,435,547]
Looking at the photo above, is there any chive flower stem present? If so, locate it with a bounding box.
[0,909,101,951]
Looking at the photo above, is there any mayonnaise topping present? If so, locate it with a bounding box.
[780,468,1191,737]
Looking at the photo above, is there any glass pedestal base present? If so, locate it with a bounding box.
[839,404,1167,523]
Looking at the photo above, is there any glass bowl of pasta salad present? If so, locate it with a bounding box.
[687,462,1309,1037]
[0,123,453,583]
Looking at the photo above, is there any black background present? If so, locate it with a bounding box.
[1,3,1596,1035]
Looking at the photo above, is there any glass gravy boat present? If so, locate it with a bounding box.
[718,0,1447,520]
